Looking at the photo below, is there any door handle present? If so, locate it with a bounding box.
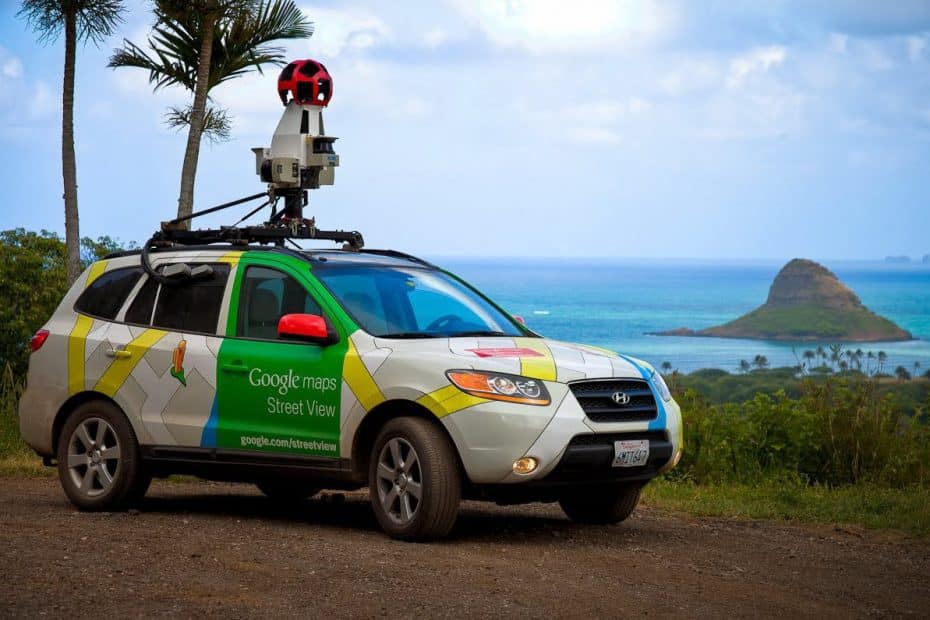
[220,362,249,374]
[106,348,132,360]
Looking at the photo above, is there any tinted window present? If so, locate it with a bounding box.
[315,266,524,338]
[152,264,230,334]
[74,267,142,320]
[238,266,322,340]
[125,277,158,325]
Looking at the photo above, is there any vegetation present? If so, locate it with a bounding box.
[704,303,910,341]
[0,229,135,376]
[17,0,126,284]
[108,0,313,225]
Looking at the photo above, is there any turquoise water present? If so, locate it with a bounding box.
[437,258,930,374]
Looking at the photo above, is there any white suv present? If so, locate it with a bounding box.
[20,245,682,540]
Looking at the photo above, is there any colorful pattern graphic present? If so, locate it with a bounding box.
[170,339,187,386]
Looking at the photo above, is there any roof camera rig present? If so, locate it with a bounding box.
[142,59,363,283]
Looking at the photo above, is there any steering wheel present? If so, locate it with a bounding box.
[426,314,462,333]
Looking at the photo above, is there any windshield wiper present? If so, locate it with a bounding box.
[447,330,509,338]
[376,332,442,339]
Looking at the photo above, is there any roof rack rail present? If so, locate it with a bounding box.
[359,249,436,268]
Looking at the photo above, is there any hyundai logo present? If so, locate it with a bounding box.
[611,391,631,405]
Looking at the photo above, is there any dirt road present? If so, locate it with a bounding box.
[0,477,926,618]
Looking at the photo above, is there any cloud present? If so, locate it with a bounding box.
[2,56,22,79]
[727,46,787,88]
[451,0,676,53]
[300,6,390,58]
[567,126,620,144]
[907,35,927,62]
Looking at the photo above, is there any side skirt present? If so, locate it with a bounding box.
[140,446,363,488]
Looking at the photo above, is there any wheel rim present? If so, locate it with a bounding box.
[375,437,422,525]
[67,417,121,498]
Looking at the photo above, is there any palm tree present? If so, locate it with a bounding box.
[109,0,312,226]
[866,350,875,375]
[752,354,769,370]
[877,351,887,375]
[894,365,911,382]
[738,359,751,374]
[802,349,815,374]
[661,361,673,374]
[829,343,844,371]
[18,0,126,284]
[914,361,922,377]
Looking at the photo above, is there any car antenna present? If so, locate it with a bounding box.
[141,59,364,283]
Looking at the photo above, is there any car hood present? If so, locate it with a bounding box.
[371,334,654,384]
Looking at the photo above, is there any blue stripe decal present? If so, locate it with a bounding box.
[200,395,219,448]
[616,354,667,431]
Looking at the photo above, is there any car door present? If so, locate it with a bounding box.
[213,257,347,458]
[106,262,231,448]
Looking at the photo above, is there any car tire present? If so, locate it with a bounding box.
[255,481,320,504]
[559,483,642,524]
[369,417,461,541]
[56,400,150,511]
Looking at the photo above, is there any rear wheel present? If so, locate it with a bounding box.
[369,417,461,541]
[57,400,150,511]
[559,483,642,524]
[255,481,320,504]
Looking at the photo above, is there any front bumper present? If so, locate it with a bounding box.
[442,378,683,485]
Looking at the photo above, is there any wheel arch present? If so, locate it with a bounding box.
[51,391,127,453]
[351,399,464,483]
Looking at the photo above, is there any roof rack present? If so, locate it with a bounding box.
[141,189,364,285]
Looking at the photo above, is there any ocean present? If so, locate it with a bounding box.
[436,257,930,375]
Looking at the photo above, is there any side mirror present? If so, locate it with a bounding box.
[277,313,338,345]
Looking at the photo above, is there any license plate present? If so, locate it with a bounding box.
[613,439,649,468]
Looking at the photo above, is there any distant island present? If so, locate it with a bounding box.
[652,258,913,342]
[884,255,911,264]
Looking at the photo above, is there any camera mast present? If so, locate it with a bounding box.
[142,59,362,282]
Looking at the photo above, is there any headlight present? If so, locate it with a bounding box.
[651,370,672,402]
[446,370,551,406]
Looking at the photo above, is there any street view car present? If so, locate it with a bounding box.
[19,246,682,540]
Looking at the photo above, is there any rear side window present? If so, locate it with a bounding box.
[74,267,142,320]
[125,277,158,325]
[150,264,230,334]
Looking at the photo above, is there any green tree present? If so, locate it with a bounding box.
[752,355,769,370]
[17,0,126,284]
[108,0,313,226]
[877,351,888,375]
[894,365,911,382]
[0,229,137,375]
[738,359,751,374]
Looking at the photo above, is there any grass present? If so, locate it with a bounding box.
[644,478,930,538]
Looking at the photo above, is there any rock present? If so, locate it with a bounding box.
[654,258,913,342]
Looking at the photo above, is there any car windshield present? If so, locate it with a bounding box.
[314,265,526,339]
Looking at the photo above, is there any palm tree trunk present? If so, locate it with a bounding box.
[62,8,81,284]
[175,13,216,228]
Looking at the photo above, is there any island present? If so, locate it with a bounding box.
[651,258,913,342]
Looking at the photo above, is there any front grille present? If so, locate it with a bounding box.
[569,379,658,423]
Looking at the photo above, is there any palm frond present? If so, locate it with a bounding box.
[164,104,232,143]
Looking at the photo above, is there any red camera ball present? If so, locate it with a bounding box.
[277,59,333,107]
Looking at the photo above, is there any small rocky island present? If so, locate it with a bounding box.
[653,259,913,342]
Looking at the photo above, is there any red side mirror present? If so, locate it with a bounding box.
[277,314,333,344]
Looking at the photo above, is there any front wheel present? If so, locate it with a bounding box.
[57,400,150,511]
[369,417,461,541]
[559,483,642,524]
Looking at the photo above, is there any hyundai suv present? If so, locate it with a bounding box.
[19,246,682,540]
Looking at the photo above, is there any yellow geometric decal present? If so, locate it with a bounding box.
[93,328,168,397]
[513,337,557,381]
[66,261,109,395]
[417,384,487,418]
[218,251,242,265]
[343,339,385,411]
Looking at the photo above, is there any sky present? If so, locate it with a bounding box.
[0,0,929,260]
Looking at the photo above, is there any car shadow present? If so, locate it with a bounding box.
[134,487,593,543]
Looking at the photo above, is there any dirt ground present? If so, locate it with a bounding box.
[0,477,927,618]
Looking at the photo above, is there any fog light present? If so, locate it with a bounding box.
[512,457,538,475]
